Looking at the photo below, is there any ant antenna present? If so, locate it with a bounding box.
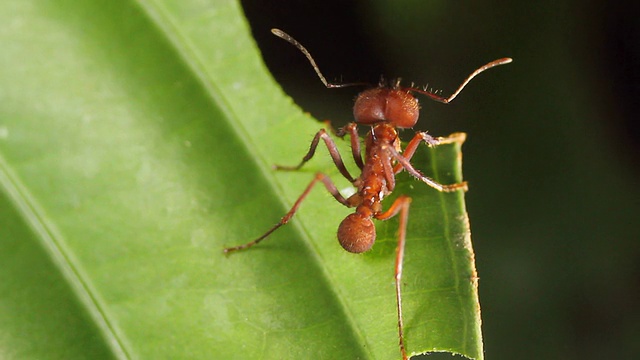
[272,28,369,89]
[409,57,513,104]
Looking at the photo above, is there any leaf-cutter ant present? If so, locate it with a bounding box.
[224,28,511,360]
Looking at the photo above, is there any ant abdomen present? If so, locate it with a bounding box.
[353,88,420,128]
[337,213,376,253]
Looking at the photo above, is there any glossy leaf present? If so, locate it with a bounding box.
[0,0,482,359]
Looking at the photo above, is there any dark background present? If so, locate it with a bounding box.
[241,1,638,359]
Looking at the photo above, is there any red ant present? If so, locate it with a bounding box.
[224,28,511,360]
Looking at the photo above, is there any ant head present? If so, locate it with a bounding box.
[353,87,420,129]
[337,213,376,253]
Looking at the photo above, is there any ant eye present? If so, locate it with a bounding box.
[354,88,420,128]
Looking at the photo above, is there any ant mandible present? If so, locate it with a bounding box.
[224,28,512,360]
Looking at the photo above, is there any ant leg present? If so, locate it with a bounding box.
[335,123,364,170]
[375,195,412,360]
[323,121,364,170]
[393,132,441,174]
[386,145,468,192]
[224,173,349,254]
[275,129,356,182]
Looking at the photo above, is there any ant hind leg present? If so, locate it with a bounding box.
[375,195,412,360]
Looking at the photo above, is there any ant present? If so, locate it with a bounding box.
[224,28,512,360]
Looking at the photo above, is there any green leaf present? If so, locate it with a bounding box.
[0,0,482,359]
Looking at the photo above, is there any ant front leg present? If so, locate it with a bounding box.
[386,145,468,192]
[393,131,441,174]
[335,122,364,170]
[224,173,350,254]
[375,195,412,360]
[275,129,356,182]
